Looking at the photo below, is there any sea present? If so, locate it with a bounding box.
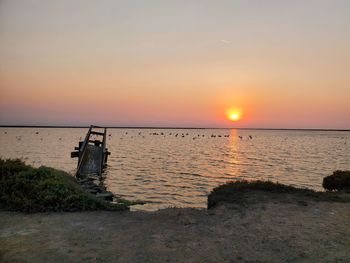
[0,127,349,211]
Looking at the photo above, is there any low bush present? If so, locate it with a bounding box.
[207,180,308,208]
[207,179,350,209]
[0,159,128,212]
[323,170,350,191]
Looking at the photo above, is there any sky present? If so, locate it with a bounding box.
[0,0,349,129]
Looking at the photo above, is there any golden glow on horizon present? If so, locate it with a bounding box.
[0,1,349,129]
[226,108,242,122]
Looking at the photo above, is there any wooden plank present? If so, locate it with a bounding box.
[101,128,107,170]
[71,151,79,158]
[78,145,103,176]
[76,126,93,176]
[91,131,104,136]
[88,140,102,146]
[73,125,109,178]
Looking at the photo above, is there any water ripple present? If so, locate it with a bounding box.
[1,128,349,211]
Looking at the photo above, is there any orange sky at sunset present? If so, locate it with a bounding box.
[0,1,349,129]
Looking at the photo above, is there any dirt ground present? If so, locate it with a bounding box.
[1,195,350,263]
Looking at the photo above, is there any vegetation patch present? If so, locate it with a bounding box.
[323,170,350,191]
[0,159,128,212]
[207,180,350,209]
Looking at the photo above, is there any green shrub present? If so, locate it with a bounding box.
[0,158,30,177]
[207,180,304,208]
[0,159,128,212]
[207,180,350,209]
[323,170,350,191]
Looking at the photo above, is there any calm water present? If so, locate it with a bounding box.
[0,128,349,210]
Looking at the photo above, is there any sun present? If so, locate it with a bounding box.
[229,113,240,121]
[226,108,242,122]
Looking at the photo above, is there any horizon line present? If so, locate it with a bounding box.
[0,125,349,132]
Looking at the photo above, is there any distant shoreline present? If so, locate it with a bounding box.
[0,125,349,132]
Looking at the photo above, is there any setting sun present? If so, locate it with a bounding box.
[226,108,242,122]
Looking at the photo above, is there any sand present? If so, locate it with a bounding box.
[1,193,350,263]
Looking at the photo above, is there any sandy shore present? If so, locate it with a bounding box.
[1,193,350,263]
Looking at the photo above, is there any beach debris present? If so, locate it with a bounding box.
[71,125,110,178]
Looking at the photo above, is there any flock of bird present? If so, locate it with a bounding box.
[4,131,349,145]
[5,130,254,142]
[106,131,254,141]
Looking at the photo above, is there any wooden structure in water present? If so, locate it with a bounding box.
[71,125,110,177]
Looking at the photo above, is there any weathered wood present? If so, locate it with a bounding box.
[91,131,104,136]
[71,151,79,158]
[71,125,110,178]
[78,145,103,175]
[101,128,108,169]
[88,140,102,146]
